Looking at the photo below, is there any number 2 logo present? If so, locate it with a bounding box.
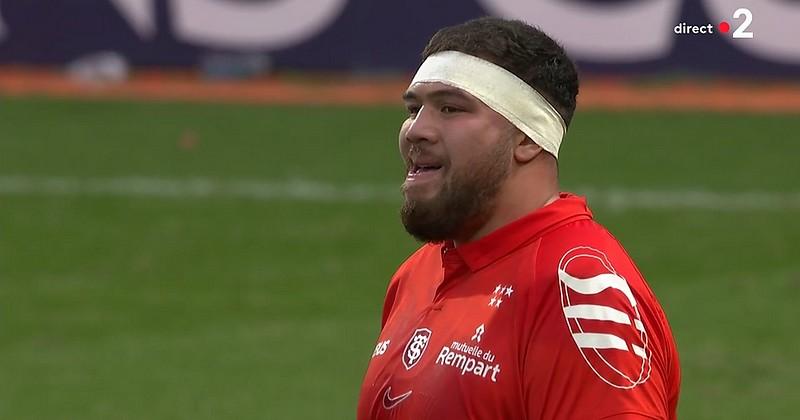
[731,8,753,39]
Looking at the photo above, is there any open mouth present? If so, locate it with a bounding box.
[409,164,443,175]
[405,163,444,185]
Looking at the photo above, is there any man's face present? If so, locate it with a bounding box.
[399,82,516,243]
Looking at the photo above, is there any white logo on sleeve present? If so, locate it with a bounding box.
[558,246,651,389]
[402,328,432,370]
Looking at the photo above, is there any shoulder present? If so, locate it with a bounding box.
[390,242,442,283]
[537,218,630,269]
[527,218,679,402]
[532,218,650,303]
[531,217,665,335]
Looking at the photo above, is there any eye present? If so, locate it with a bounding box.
[406,104,421,117]
[441,105,462,114]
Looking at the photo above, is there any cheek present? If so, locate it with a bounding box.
[449,138,503,177]
[398,119,412,155]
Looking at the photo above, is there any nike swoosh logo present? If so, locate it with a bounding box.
[382,386,412,409]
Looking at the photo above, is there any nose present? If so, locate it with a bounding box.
[404,105,440,145]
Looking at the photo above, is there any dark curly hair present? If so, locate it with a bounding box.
[422,17,579,128]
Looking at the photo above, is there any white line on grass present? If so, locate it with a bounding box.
[1,175,798,211]
[0,175,396,202]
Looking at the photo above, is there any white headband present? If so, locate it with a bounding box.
[410,51,566,158]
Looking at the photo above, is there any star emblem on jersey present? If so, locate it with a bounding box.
[489,284,513,307]
[558,246,651,389]
[471,324,485,342]
[402,328,432,370]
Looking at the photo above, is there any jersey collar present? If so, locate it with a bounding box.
[441,193,593,272]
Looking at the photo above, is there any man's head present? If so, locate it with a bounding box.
[399,17,579,244]
[424,17,578,128]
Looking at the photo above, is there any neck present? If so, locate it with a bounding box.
[453,182,558,247]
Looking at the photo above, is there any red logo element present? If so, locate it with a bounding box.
[719,21,730,33]
[402,328,432,370]
[558,246,651,389]
[382,386,413,409]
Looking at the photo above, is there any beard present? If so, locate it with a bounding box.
[400,140,512,243]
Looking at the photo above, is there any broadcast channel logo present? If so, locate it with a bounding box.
[674,7,753,38]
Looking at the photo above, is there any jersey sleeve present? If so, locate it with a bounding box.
[521,220,680,420]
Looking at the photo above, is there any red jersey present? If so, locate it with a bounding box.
[357,193,680,419]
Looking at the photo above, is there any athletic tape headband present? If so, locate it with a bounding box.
[410,51,566,158]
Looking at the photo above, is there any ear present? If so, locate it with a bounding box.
[513,136,544,164]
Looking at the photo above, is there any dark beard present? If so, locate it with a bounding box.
[400,141,511,243]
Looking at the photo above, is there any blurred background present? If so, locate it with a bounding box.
[1,0,798,419]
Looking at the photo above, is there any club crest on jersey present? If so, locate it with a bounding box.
[558,246,652,389]
[402,328,432,370]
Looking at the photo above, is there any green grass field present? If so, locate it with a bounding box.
[1,97,798,419]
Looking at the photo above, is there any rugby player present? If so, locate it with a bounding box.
[357,17,681,420]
